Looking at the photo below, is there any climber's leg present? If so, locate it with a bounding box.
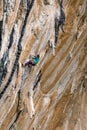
[24,60,36,67]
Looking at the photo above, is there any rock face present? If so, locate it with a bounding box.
[0,0,87,130]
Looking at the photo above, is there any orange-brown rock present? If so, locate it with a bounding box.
[0,0,87,130]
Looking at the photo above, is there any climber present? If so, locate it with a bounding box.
[23,54,40,67]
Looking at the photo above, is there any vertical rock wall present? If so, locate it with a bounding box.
[0,0,87,130]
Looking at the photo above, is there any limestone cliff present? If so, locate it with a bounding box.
[0,0,87,130]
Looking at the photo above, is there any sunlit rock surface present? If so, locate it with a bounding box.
[0,0,87,130]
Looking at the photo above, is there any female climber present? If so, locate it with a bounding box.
[23,54,40,67]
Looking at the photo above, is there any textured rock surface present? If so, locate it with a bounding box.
[0,0,87,130]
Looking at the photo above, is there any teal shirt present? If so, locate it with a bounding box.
[34,57,40,64]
